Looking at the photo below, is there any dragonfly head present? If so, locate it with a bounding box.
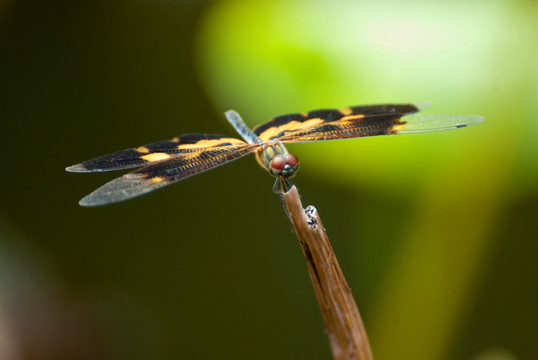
[269,153,300,178]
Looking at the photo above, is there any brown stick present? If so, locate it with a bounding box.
[281,186,373,360]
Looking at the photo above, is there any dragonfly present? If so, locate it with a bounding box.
[66,102,483,206]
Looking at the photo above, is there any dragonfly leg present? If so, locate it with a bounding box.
[273,178,294,194]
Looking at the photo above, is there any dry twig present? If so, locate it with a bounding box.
[281,186,373,360]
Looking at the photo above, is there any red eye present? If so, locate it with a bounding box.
[286,154,299,167]
[270,156,286,171]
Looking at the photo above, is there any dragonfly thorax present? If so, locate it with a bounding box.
[255,142,300,179]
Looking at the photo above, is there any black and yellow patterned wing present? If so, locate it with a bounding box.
[253,102,483,143]
[72,142,259,207]
[66,134,260,206]
[66,134,249,173]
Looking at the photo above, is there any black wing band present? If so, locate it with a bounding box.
[66,134,247,173]
[276,112,484,143]
[78,144,259,206]
[253,103,428,141]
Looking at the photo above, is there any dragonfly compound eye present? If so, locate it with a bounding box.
[269,154,300,177]
[285,154,299,168]
[269,155,286,175]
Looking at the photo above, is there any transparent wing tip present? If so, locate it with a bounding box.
[78,191,121,207]
[400,113,484,134]
[66,164,88,172]
[79,197,98,207]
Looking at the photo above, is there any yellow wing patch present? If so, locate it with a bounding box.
[178,138,246,150]
[340,114,365,123]
[141,153,172,162]
[150,176,165,183]
[258,118,325,142]
[339,107,353,116]
[136,146,150,153]
[388,123,406,134]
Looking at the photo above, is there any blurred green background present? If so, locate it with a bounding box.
[1,0,537,359]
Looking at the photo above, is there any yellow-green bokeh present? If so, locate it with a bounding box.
[1,0,536,359]
[195,1,538,360]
